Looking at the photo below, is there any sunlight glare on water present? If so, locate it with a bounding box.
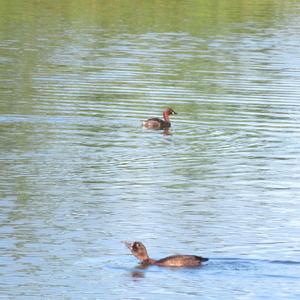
[0,0,300,299]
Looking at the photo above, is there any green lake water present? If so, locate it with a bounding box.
[1,1,300,299]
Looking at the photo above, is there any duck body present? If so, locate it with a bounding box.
[124,241,208,267]
[154,255,208,267]
[142,117,171,129]
[142,108,177,130]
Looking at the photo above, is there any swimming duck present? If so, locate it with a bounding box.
[142,107,177,129]
[124,241,208,267]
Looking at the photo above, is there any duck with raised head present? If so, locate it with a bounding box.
[124,241,208,267]
[142,107,177,130]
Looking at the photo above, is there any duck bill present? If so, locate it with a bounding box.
[123,241,133,250]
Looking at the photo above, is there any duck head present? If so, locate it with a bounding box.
[124,241,150,261]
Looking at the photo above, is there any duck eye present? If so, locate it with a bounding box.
[132,242,140,250]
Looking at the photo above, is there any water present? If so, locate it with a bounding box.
[1,0,300,299]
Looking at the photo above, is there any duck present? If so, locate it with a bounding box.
[142,107,177,130]
[124,241,208,267]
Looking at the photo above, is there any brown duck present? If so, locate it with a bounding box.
[142,107,177,130]
[124,241,208,267]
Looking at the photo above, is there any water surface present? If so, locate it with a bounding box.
[1,0,300,299]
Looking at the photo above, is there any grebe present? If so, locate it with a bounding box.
[142,107,177,129]
[124,241,208,267]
